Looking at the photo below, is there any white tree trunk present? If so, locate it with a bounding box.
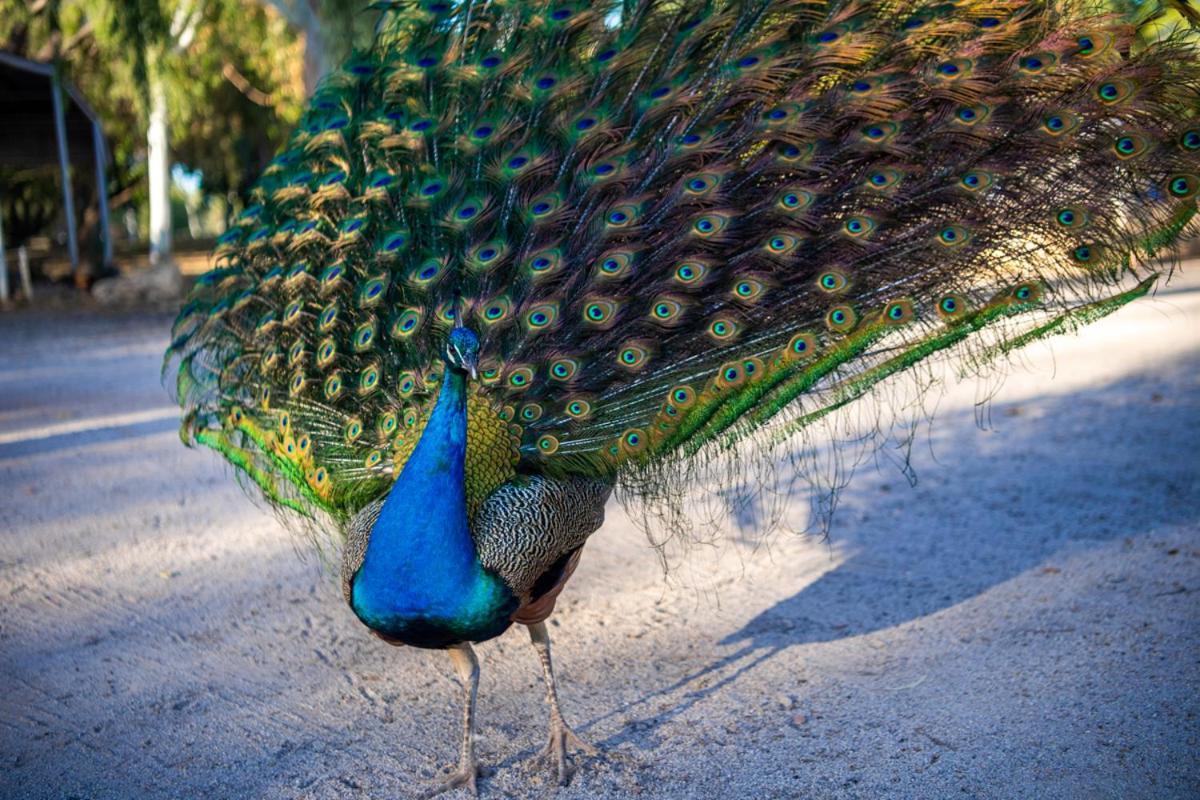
[147,66,173,267]
[262,0,328,95]
[302,19,329,96]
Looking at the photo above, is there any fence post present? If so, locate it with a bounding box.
[18,246,33,301]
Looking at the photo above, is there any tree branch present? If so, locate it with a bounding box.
[222,62,273,106]
[170,0,204,52]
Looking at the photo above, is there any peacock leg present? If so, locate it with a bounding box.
[421,642,481,799]
[526,621,599,783]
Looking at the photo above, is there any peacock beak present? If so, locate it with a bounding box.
[463,351,478,381]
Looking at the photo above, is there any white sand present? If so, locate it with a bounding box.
[1,269,1197,799]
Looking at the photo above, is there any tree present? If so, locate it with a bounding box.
[1,0,309,272]
[1,0,388,295]
[260,0,378,95]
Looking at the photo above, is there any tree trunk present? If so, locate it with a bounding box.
[262,0,329,96]
[147,62,173,268]
[301,10,329,96]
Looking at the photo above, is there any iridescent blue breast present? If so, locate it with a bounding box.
[348,360,518,648]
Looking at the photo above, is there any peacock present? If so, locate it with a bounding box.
[167,0,1200,794]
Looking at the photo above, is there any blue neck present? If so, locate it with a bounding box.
[372,367,473,574]
[349,368,515,647]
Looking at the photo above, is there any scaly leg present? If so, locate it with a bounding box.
[526,621,598,783]
[420,642,481,799]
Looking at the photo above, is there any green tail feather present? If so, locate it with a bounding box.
[764,276,1158,449]
[193,430,314,518]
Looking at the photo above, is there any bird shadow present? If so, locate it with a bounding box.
[578,355,1200,755]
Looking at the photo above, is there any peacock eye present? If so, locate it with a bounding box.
[844,216,876,237]
[1167,174,1197,198]
[818,272,847,292]
[938,225,970,245]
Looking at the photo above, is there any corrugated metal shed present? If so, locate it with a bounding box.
[0,51,112,282]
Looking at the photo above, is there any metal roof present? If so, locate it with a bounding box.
[0,51,103,169]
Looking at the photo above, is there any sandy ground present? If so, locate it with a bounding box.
[1,269,1198,800]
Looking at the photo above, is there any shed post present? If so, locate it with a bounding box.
[91,119,112,268]
[50,65,80,274]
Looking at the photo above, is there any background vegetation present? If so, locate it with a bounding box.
[0,0,379,279]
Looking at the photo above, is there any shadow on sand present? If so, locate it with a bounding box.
[573,355,1200,755]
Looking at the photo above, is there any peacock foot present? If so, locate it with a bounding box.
[534,715,600,784]
[419,758,480,799]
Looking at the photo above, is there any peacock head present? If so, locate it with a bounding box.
[444,326,480,380]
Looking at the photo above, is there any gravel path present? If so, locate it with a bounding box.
[1,271,1198,800]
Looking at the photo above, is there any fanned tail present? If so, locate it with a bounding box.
[165,0,1200,551]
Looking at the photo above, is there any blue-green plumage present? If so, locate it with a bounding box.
[350,331,517,649]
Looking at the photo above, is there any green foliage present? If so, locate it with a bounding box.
[103,0,169,109]
[0,0,361,217]
[0,168,61,246]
